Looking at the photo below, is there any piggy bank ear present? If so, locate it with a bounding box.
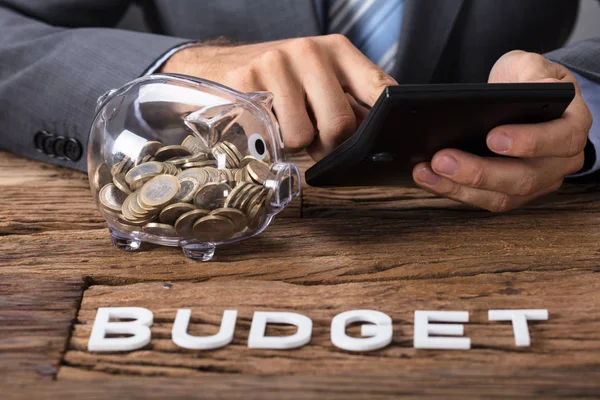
[247,91,274,110]
[184,104,243,147]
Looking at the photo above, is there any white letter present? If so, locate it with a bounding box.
[172,309,237,350]
[413,311,470,350]
[488,309,548,347]
[248,312,312,349]
[331,310,392,352]
[88,307,153,352]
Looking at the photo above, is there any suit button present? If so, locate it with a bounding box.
[53,137,67,159]
[35,130,52,152]
[64,138,82,161]
[42,135,58,157]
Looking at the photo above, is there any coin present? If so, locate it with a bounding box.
[192,215,235,242]
[113,173,132,194]
[125,161,165,185]
[154,145,191,161]
[99,183,128,213]
[210,208,247,233]
[174,209,211,237]
[93,163,112,190]
[238,185,264,213]
[246,160,271,185]
[224,181,250,209]
[175,176,201,203]
[139,174,180,209]
[222,141,243,164]
[246,202,267,230]
[181,159,218,169]
[159,203,196,225]
[143,222,178,237]
[182,135,210,154]
[239,155,257,169]
[177,168,211,185]
[111,156,133,176]
[137,141,163,162]
[194,183,232,210]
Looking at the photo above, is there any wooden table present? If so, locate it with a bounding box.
[1,150,599,399]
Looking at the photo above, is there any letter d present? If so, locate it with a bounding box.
[88,307,153,352]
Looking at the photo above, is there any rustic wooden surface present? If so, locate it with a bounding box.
[1,150,600,399]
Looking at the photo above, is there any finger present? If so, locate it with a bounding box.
[430,149,584,196]
[487,75,592,159]
[299,45,357,160]
[345,92,370,127]
[324,34,397,106]
[258,50,315,151]
[413,163,563,212]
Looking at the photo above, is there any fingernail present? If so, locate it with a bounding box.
[416,167,441,186]
[487,132,512,152]
[434,156,459,176]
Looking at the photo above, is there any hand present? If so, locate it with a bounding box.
[160,36,393,160]
[412,50,592,212]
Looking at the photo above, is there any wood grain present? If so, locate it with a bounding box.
[0,275,86,382]
[1,150,600,399]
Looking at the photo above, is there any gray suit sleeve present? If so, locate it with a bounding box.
[0,3,191,172]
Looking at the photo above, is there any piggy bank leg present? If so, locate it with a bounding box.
[109,228,142,251]
[182,243,216,261]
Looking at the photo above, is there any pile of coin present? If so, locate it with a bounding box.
[95,135,275,243]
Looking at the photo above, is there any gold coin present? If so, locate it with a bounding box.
[112,173,132,194]
[222,141,243,164]
[143,222,178,237]
[232,182,257,209]
[239,156,257,169]
[214,142,239,168]
[111,156,133,176]
[129,174,155,191]
[139,174,180,209]
[125,161,165,185]
[176,176,201,203]
[174,209,211,237]
[182,135,210,154]
[93,163,112,191]
[137,141,163,162]
[241,187,267,214]
[99,183,128,213]
[238,185,264,213]
[194,183,232,210]
[177,168,211,185]
[203,167,221,182]
[159,203,196,225]
[154,145,191,161]
[246,202,267,230]
[192,215,235,242]
[210,208,247,233]
[119,193,137,220]
[181,159,218,169]
[246,160,271,185]
[224,181,250,208]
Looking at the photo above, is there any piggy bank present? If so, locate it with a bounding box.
[88,74,300,261]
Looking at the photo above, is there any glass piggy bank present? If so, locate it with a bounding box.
[88,74,300,261]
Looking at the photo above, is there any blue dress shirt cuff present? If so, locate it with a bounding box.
[143,42,200,75]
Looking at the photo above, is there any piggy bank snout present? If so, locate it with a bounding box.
[267,162,301,210]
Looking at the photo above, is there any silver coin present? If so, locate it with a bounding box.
[139,174,180,209]
[176,176,201,203]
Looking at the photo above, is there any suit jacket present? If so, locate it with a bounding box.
[0,0,596,172]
